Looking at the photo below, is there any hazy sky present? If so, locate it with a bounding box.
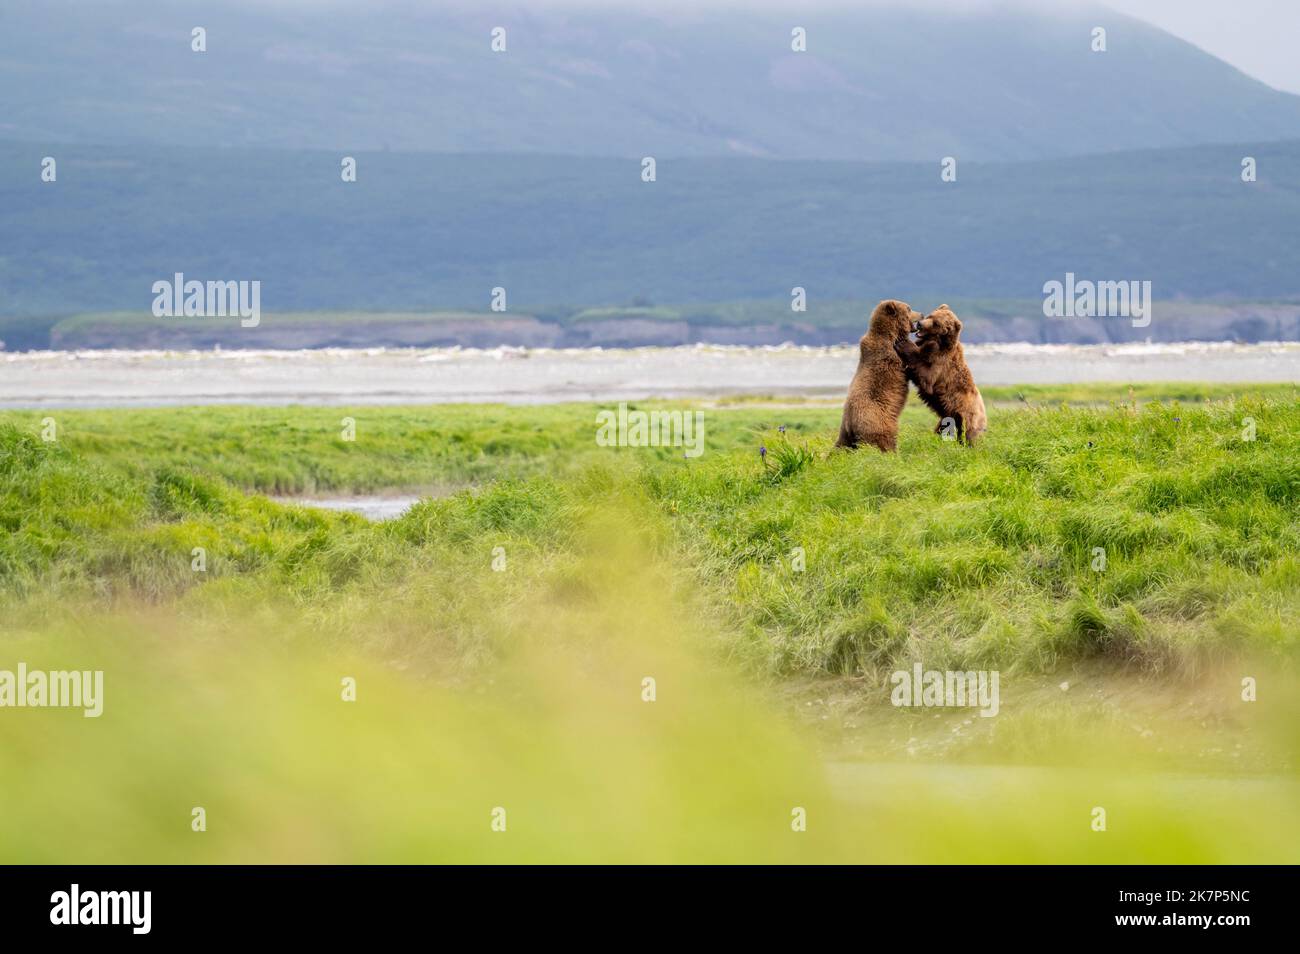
[1103,0,1300,94]
[662,0,1300,97]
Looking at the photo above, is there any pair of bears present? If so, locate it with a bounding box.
[836,299,987,452]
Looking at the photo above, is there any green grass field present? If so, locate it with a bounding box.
[1,383,1297,862]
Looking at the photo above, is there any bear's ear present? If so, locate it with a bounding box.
[951,316,963,333]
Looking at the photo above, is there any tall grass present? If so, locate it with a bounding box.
[648,395,1298,675]
[3,390,1297,674]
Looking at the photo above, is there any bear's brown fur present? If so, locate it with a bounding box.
[835,300,922,452]
[902,304,987,445]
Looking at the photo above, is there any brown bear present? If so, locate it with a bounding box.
[835,299,922,452]
[902,304,987,445]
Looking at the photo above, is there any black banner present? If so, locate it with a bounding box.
[1,866,1289,940]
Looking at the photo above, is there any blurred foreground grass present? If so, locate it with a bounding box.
[4,518,1298,863]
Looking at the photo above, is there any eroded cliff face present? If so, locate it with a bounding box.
[30,304,1300,352]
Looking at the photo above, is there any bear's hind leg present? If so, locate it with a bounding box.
[866,431,897,453]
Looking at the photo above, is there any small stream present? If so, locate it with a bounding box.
[272,495,422,521]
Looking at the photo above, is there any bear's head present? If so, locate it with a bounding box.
[868,299,921,342]
[914,305,963,346]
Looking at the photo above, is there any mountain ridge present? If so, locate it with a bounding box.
[4,137,1299,327]
[2,1,1299,161]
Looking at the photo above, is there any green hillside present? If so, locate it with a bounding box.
[3,139,1300,345]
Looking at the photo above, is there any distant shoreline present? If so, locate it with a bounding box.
[5,301,1300,353]
[3,342,1295,409]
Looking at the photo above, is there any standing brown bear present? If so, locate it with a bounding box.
[835,299,922,452]
[903,304,987,445]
